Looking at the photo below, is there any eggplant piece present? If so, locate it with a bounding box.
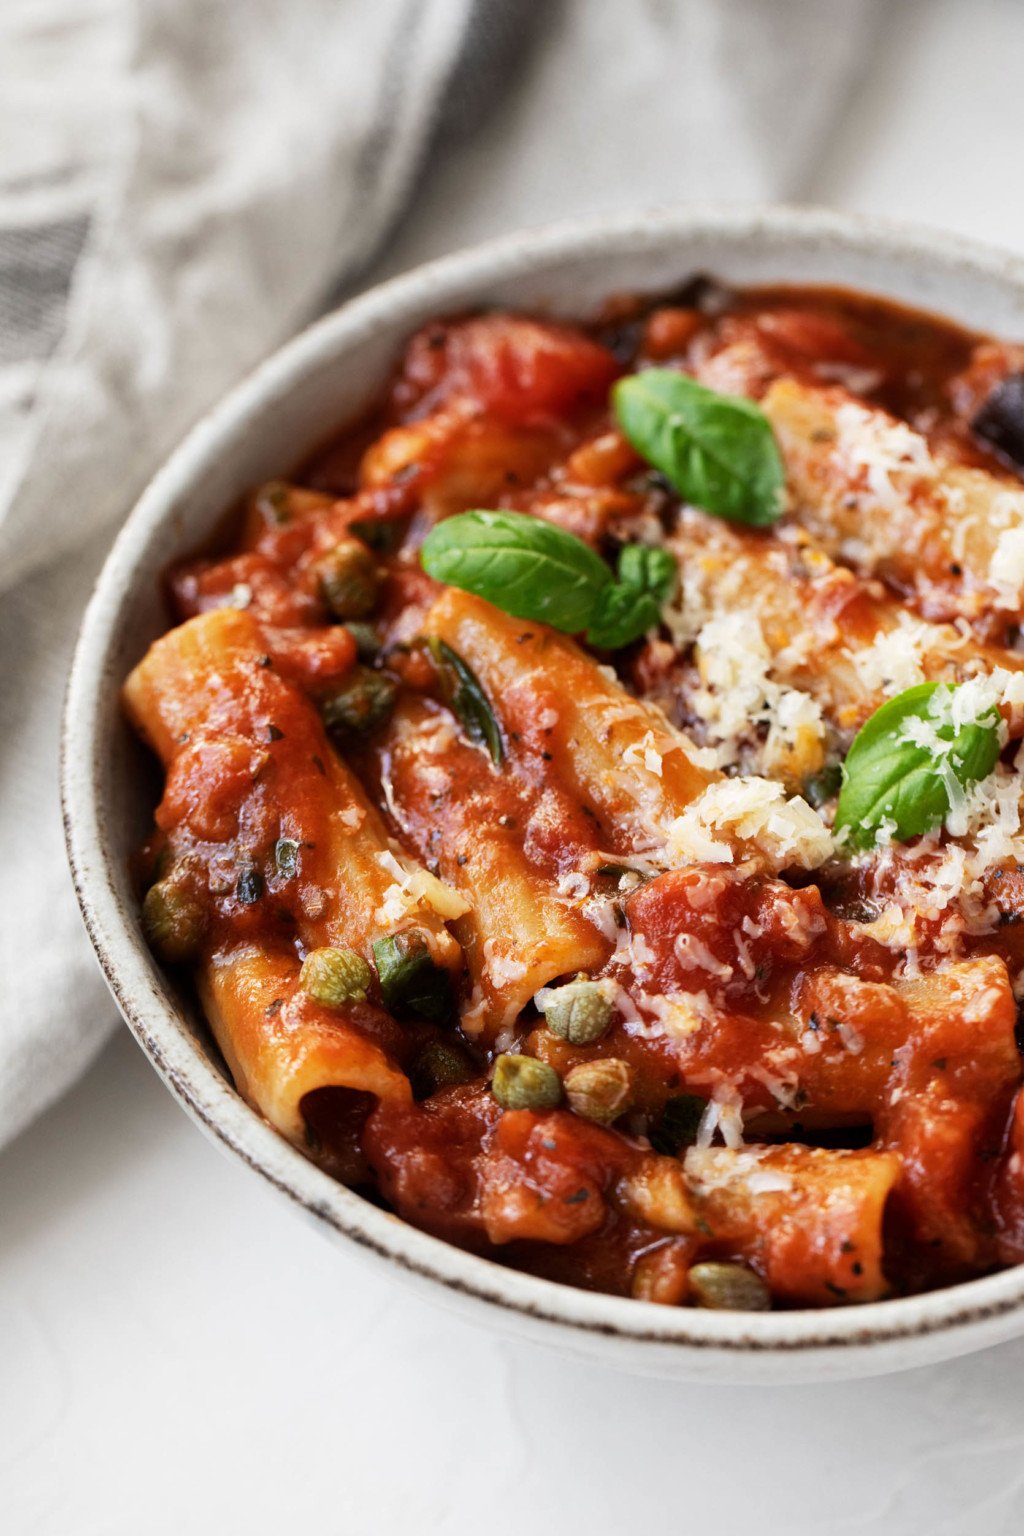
[972,371,1024,472]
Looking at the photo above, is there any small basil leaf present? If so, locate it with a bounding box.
[835,681,1001,849]
[586,584,661,650]
[429,638,504,765]
[616,543,677,603]
[613,370,785,526]
[421,509,611,632]
[373,932,455,1024]
[586,543,676,648]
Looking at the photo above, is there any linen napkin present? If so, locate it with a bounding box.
[0,0,881,1148]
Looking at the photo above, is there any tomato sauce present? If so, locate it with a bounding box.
[128,279,1024,1310]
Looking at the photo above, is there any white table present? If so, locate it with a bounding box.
[6,1031,1024,1534]
[9,3,1024,1531]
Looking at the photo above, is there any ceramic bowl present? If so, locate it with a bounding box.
[63,205,1024,1382]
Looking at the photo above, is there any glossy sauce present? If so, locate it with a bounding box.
[133,280,1024,1308]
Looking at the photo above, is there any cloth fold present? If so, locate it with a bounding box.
[0,0,880,1148]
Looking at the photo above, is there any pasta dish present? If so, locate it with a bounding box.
[124,279,1024,1310]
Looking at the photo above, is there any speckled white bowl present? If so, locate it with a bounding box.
[63,206,1024,1382]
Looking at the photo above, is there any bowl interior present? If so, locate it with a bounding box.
[64,206,1024,1381]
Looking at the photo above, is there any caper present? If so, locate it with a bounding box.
[350,518,401,554]
[300,946,372,1007]
[321,666,397,737]
[564,1058,635,1124]
[373,929,454,1023]
[316,540,380,620]
[345,622,381,661]
[141,879,206,964]
[491,1054,562,1111]
[688,1261,771,1312]
[539,976,613,1045]
[410,1039,475,1099]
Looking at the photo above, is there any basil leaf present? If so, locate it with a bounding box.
[422,509,677,651]
[613,370,785,526]
[586,543,676,649]
[373,932,454,1024]
[835,681,1001,849]
[616,543,677,603]
[429,638,504,765]
[421,509,611,632]
[586,585,661,650]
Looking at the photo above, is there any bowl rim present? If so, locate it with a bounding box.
[62,202,1024,1361]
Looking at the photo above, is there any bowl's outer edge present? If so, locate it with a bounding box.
[61,203,1024,1382]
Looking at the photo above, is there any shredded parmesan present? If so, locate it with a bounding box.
[990,517,1024,608]
[483,938,529,987]
[622,729,664,778]
[849,612,937,696]
[690,611,825,774]
[685,1145,794,1195]
[372,849,471,926]
[666,777,834,871]
[832,400,936,520]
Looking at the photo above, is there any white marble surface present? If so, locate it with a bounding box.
[10,2,1024,1532]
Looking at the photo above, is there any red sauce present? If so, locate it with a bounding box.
[129,280,1024,1310]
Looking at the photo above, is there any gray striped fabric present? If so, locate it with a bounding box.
[0,0,533,1148]
[0,0,879,1149]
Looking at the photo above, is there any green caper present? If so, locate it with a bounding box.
[688,1261,771,1312]
[491,1054,562,1111]
[316,540,380,620]
[321,666,397,737]
[141,879,206,964]
[300,946,372,1007]
[350,518,401,554]
[410,1039,475,1099]
[373,930,454,1023]
[345,622,381,661]
[539,976,614,1045]
[564,1058,635,1124]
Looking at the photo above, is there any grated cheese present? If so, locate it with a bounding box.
[990,524,1024,608]
[622,729,664,778]
[483,938,529,987]
[637,989,714,1041]
[373,849,471,926]
[673,931,734,982]
[832,401,936,519]
[691,611,825,774]
[685,1144,795,1194]
[849,613,937,696]
[666,777,834,872]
